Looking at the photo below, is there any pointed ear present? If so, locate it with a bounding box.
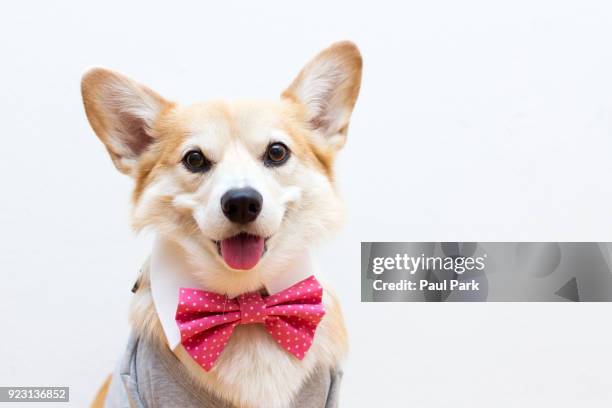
[282,41,362,150]
[81,68,172,175]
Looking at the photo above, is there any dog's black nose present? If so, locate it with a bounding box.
[221,188,263,224]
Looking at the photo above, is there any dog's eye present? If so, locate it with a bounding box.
[182,150,211,173]
[264,142,290,166]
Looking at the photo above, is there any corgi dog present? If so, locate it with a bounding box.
[83,42,362,408]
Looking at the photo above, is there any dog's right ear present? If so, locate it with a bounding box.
[81,68,172,175]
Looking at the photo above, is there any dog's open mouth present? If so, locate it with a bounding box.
[215,233,267,270]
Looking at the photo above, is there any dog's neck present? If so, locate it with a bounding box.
[149,235,314,350]
[129,236,347,408]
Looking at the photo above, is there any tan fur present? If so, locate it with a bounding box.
[82,41,361,407]
[90,375,111,408]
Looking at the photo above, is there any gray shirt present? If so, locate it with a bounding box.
[104,333,342,408]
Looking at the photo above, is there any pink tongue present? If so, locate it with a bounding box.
[220,234,265,270]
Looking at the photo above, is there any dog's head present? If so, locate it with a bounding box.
[81,42,361,288]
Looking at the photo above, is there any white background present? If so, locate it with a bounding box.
[2,1,612,407]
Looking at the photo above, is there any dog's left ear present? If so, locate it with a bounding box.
[81,68,172,175]
[282,41,362,151]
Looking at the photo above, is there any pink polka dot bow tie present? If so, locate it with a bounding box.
[175,275,325,371]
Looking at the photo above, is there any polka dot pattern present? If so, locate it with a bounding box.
[175,275,325,371]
